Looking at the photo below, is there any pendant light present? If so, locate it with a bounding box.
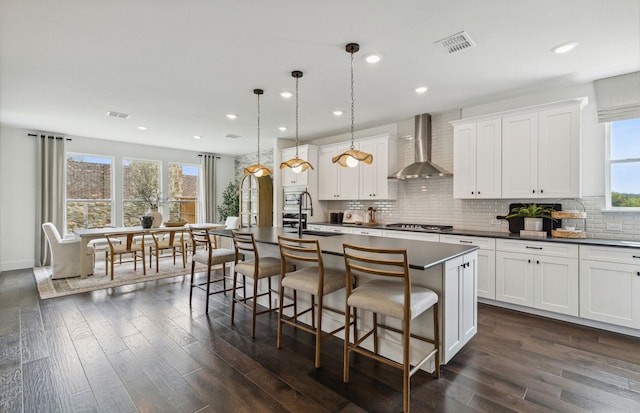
[280,70,313,173]
[244,88,273,177]
[332,42,373,168]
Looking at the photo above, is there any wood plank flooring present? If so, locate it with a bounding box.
[3,267,640,412]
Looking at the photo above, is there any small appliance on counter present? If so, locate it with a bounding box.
[329,211,344,224]
[342,209,365,224]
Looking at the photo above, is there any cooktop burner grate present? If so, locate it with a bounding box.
[386,223,453,232]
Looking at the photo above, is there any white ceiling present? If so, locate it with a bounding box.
[1,0,639,156]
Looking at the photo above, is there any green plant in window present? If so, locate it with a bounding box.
[217,181,240,221]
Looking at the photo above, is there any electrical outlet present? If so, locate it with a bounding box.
[606,222,623,231]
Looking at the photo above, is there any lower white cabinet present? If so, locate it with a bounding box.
[579,245,640,328]
[382,230,440,242]
[443,252,477,363]
[439,235,496,300]
[495,240,579,316]
[350,227,383,236]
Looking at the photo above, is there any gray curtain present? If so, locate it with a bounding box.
[200,154,217,223]
[35,135,66,266]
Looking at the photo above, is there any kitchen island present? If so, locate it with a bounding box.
[211,226,479,367]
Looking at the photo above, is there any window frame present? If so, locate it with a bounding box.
[166,161,201,224]
[121,157,163,226]
[64,152,115,233]
[605,119,640,212]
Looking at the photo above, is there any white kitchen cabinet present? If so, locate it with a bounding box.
[382,230,440,242]
[306,224,326,232]
[280,145,318,188]
[495,239,578,316]
[502,102,581,198]
[325,226,352,234]
[579,245,640,328]
[350,227,383,236]
[452,118,502,199]
[440,235,496,299]
[358,135,398,200]
[318,143,359,200]
[443,251,477,363]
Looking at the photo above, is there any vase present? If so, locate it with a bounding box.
[524,217,543,231]
[145,208,162,228]
[140,215,154,229]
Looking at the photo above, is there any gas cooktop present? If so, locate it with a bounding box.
[386,223,453,232]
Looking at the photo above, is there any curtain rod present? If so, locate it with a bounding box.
[28,133,71,141]
[198,153,221,159]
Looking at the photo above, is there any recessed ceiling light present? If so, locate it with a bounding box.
[332,110,343,116]
[415,86,428,94]
[225,113,237,120]
[551,41,578,54]
[365,54,382,64]
[280,91,292,98]
[137,126,147,130]
[193,135,201,139]
[278,126,287,132]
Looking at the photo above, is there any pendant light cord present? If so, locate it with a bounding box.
[350,49,355,150]
[256,92,261,165]
[295,74,299,158]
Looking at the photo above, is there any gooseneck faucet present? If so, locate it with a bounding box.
[298,190,314,237]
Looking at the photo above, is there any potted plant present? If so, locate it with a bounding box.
[217,181,240,222]
[505,204,554,231]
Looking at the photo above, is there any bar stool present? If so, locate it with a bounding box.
[277,235,346,368]
[342,243,440,413]
[231,231,293,338]
[188,226,236,313]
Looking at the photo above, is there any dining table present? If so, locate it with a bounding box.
[74,223,226,278]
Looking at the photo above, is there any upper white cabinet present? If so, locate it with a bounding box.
[502,102,582,198]
[318,142,360,200]
[319,134,397,200]
[358,135,398,200]
[452,118,502,199]
[280,145,318,188]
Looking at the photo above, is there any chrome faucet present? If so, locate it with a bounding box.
[298,190,314,237]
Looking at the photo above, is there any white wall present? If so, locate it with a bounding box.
[0,126,235,271]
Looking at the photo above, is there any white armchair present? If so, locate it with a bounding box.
[42,222,94,279]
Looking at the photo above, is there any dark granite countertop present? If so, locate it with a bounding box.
[211,227,478,270]
[310,222,640,249]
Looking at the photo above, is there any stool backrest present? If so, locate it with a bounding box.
[188,226,218,252]
[278,235,323,273]
[232,230,258,263]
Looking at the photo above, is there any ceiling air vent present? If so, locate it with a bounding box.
[435,31,475,55]
[224,134,241,139]
[106,111,130,119]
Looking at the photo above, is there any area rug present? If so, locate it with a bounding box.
[34,259,210,299]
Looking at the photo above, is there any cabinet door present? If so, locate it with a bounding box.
[358,136,397,200]
[580,260,640,328]
[538,105,581,198]
[281,147,309,187]
[475,119,502,198]
[495,251,534,306]
[502,112,539,198]
[318,146,338,200]
[443,252,477,363]
[534,255,579,316]
[453,123,477,199]
[336,142,360,200]
[477,249,496,300]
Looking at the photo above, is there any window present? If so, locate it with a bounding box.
[167,163,200,223]
[607,118,640,209]
[122,159,161,226]
[66,154,113,232]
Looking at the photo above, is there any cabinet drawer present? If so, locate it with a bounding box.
[382,230,440,242]
[580,245,640,265]
[306,224,326,231]
[440,235,496,250]
[351,228,383,237]
[326,226,352,234]
[496,239,578,258]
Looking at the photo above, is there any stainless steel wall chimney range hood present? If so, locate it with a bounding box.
[388,113,452,179]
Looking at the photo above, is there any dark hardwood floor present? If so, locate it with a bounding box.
[3,267,640,412]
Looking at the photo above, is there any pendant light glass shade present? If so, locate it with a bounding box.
[332,42,373,168]
[280,70,313,173]
[244,89,273,176]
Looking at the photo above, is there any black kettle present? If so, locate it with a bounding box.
[140,215,154,229]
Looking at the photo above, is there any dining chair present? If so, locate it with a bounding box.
[231,230,294,338]
[342,243,440,413]
[149,229,186,272]
[188,226,236,313]
[105,232,146,279]
[42,222,95,279]
[277,235,346,368]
